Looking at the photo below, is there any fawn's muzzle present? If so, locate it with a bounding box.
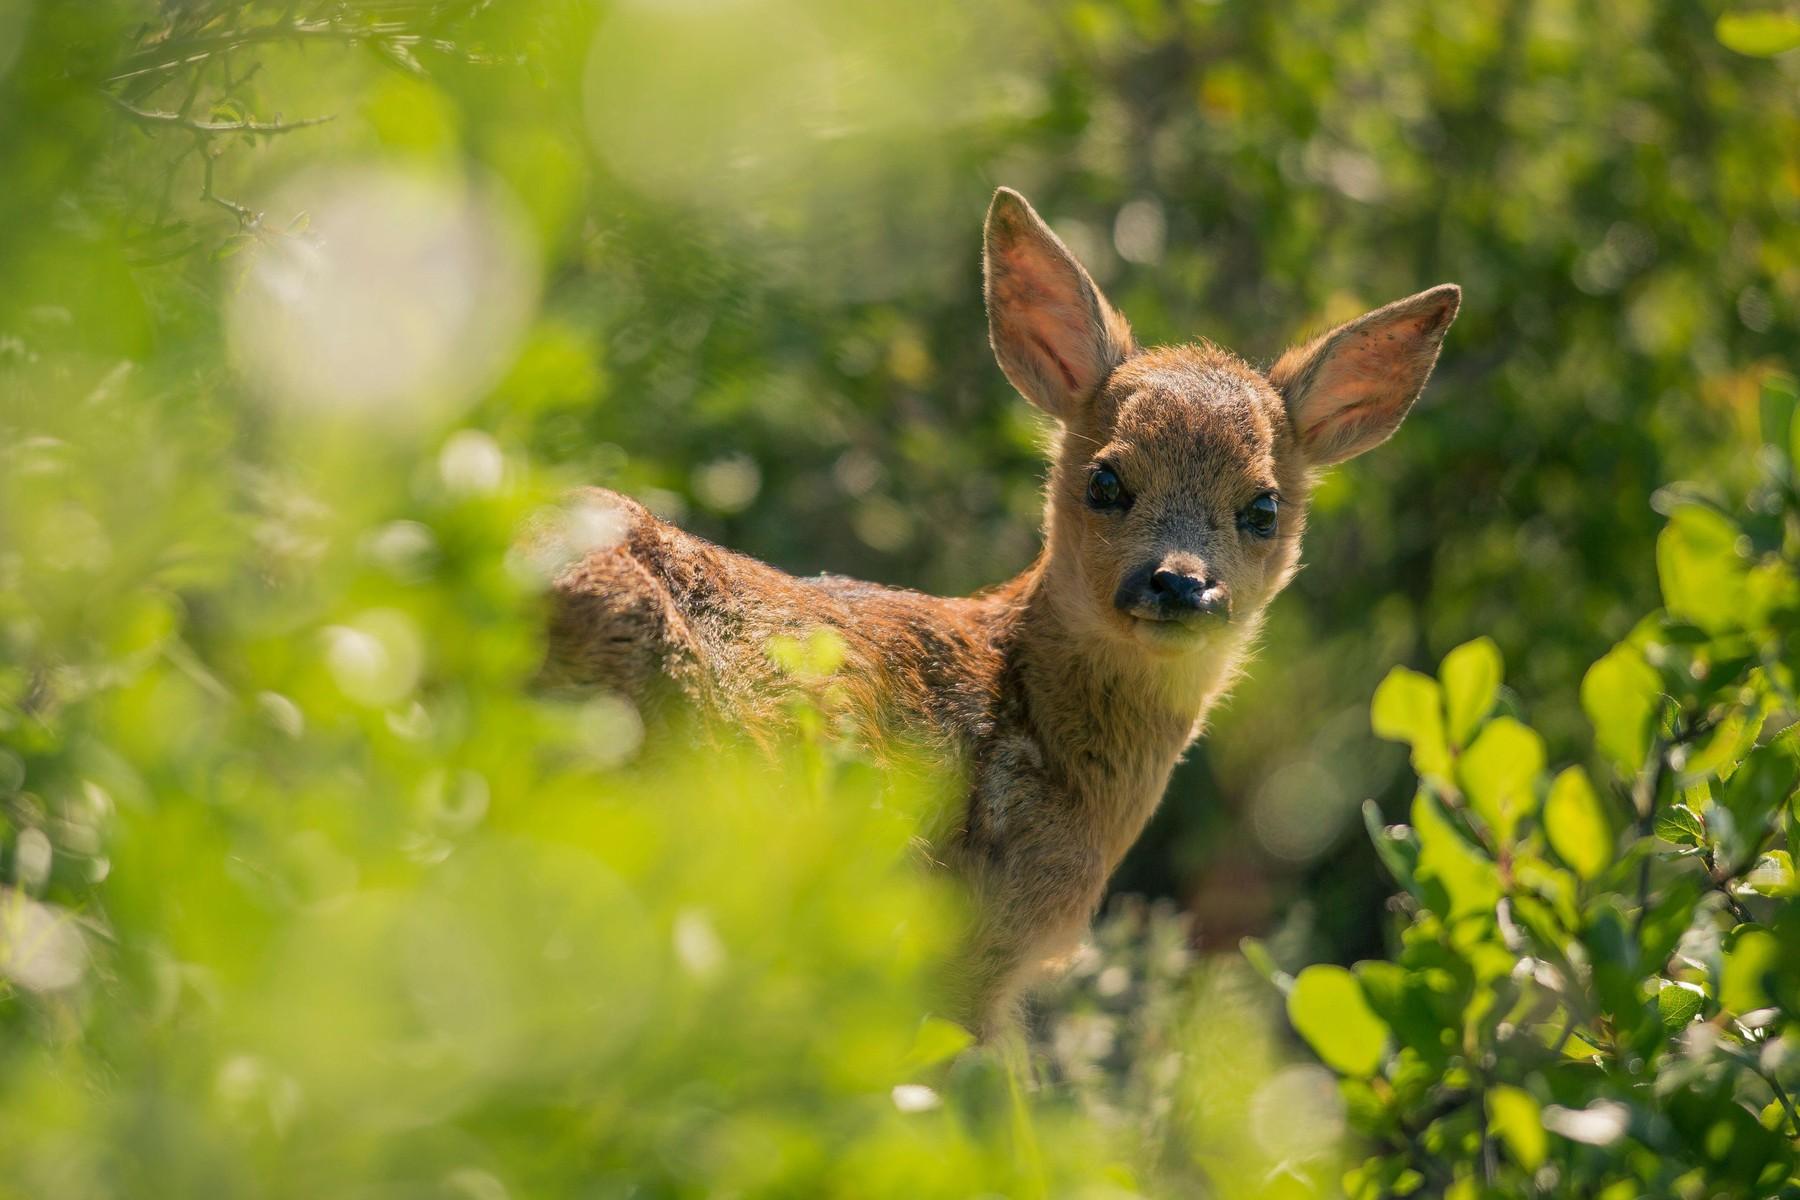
[1115,562,1232,625]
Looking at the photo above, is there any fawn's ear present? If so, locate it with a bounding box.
[983,188,1133,420]
[1269,284,1461,466]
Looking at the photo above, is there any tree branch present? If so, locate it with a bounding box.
[105,91,334,135]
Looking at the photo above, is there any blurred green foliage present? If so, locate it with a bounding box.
[0,0,1797,1194]
[1260,374,1800,1196]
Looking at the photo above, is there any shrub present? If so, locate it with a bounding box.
[1259,374,1800,1198]
[0,358,1339,1197]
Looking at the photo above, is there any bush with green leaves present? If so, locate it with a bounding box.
[1256,373,1800,1198]
[0,336,1347,1197]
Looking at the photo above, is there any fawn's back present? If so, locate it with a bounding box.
[544,487,1012,751]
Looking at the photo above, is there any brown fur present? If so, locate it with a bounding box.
[543,188,1460,1037]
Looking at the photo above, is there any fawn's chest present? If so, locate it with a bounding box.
[959,667,1203,875]
[961,621,1263,872]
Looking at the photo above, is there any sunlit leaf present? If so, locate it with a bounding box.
[1487,1085,1547,1171]
[1742,850,1795,898]
[1286,964,1390,1076]
[1411,790,1499,919]
[1720,925,1781,1015]
[1717,11,1800,56]
[1457,716,1543,843]
[1544,766,1612,880]
[1656,505,1749,633]
[1371,667,1452,780]
[1656,982,1704,1031]
[1653,802,1706,848]
[1581,645,1662,777]
[1680,708,1763,780]
[1439,637,1502,748]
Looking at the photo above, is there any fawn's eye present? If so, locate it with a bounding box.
[1086,465,1128,511]
[1241,493,1279,538]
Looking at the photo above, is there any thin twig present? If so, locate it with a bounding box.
[200,143,258,229]
[107,18,494,85]
[105,91,334,135]
[1703,849,1756,923]
[1766,1071,1800,1137]
[1629,739,1667,943]
[1721,1041,1800,1136]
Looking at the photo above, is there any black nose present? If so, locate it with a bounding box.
[1149,569,1208,608]
[1117,566,1231,621]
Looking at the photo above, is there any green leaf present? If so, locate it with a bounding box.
[1543,766,1612,880]
[1759,372,1797,459]
[1457,716,1543,843]
[1743,849,1795,898]
[1720,925,1781,1016]
[1240,936,1294,994]
[1717,11,1800,56]
[1581,645,1662,777]
[1286,964,1390,1076]
[1655,801,1707,847]
[1656,505,1748,633]
[1412,790,1499,919]
[1720,741,1800,832]
[1439,637,1502,748]
[1371,667,1452,780]
[1791,376,1800,472]
[908,1016,975,1067]
[1363,799,1418,894]
[1487,1084,1547,1171]
[1354,960,1449,1067]
[1639,878,1703,969]
[1682,708,1764,780]
[1657,982,1704,1031]
[1583,903,1645,1029]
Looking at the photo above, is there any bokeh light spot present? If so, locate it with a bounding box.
[227,169,537,427]
[324,609,425,707]
[578,693,645,769]
[0,890,87,993]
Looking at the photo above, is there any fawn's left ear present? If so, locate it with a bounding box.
[983,188,1133,421]
[1269,284,1461,466]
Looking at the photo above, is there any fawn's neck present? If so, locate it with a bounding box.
[998,557,1253,863]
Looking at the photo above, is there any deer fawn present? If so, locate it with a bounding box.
[545,188,1460,1038]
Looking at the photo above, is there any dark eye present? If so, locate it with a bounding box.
[1086,465,1128,510]
[1241,493,1279,538]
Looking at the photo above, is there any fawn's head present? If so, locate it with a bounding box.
[983,188,1459,658]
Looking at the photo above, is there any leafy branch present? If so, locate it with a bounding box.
[1264,370,1800,1197]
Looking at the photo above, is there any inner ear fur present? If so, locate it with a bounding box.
[1269,284,1461,467]
[983,187,1133,420]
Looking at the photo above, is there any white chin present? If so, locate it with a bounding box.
[1129,618,1212,654]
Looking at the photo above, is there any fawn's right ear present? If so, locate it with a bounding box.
[983,188,1133,420]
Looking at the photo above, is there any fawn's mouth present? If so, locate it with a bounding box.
[1126,613,1217,652]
